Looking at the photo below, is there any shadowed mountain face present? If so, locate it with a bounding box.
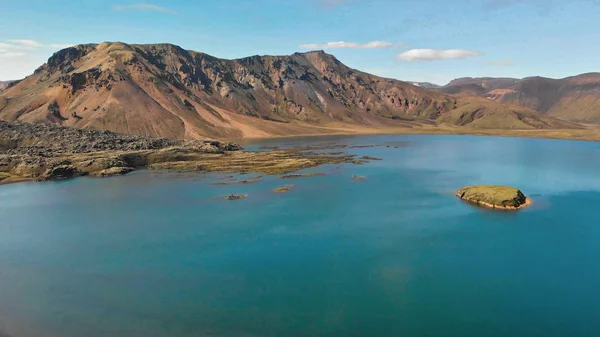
[439,74,600,123]
[0,42,577,139]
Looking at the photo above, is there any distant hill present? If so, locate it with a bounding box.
[445,77,520,89]
[439,74,600,123]
[411,82,442,89]
[0,42,577,139]
[0,80,16,91]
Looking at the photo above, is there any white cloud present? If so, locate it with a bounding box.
[48,43,74,49]
[299,41,395,49]
[396,49,482,61]
[0,40,72,55]
[6,39,44,49]
[485,59,515,66]
[0,40,74,79]
[113,3,178,15]
[0,52,27,58]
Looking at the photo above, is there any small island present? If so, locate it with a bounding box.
[273,185,295,193]
[456,185,531,210]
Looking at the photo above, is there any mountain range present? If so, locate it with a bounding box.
[0,42,583,139]
[436,74,600,123]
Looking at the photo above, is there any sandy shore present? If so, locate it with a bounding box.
[223,124,600,143]
[230,124,600,143]
[0,177,33,186]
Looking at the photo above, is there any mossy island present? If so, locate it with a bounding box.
[456,185,531,210]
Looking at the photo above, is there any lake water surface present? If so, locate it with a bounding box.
[2,134,600,337]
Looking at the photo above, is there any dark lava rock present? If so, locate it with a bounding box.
[0,120,242,156]
[39,165,84,181]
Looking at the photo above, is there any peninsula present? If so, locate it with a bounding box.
[0,121,370,185]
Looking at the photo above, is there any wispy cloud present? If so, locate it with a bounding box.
[6,39,43,48]
[0,40,73,58]
[0,52,27,59]
[319,0,346,4]
[485,59,515,66]
[300,41,396,49]
[48,43,74,49]
[396,49,482,61]
[482,0,553,14]
[484,0,529,10]
[113,3,178,15]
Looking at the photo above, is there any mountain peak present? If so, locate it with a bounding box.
[297,50,326,55]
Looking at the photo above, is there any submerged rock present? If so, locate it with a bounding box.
[225,194,247,200]
[361,156,382,161]
[280,173,326,179]
[456,185,530,210]
[211,176,262,185]
[273,185,295,193]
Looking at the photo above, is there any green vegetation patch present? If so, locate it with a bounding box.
[457,185,528,208]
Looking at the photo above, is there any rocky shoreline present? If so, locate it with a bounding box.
[0,121,369,185]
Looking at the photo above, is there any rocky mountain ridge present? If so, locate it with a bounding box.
[0,42,579,139]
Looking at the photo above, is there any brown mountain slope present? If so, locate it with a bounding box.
[0,42,578,139]
[440,97,576,129]
[440,74,600,123]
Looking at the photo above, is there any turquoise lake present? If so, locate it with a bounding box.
[2,134,600,337]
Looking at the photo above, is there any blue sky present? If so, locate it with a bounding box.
[1,0,599,84]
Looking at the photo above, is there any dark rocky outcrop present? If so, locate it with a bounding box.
[0,121,369,184]
[0,120,241,156]
[39,165,84,181]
